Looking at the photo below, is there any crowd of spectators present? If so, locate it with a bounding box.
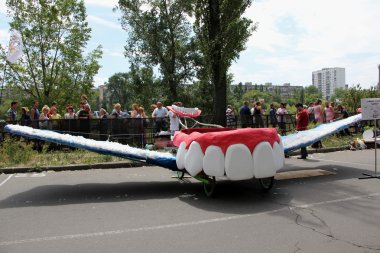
[231,99,353,136]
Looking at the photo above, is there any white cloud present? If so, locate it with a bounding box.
[84,0,118,8]
[233,0,380,88]
[87,15,122,30]
[93,75,108,87]
[103,48,124,58]
[0,2,6,14]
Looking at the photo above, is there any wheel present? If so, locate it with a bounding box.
[176,170,185,179]
[258,177,274,193]
[203,176,216,197]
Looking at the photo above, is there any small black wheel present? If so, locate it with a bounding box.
[258,177,274,193]
[176,171,185,179]
[203,176,216,197]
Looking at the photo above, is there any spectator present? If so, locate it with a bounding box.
[39,105,50,129]
[253,101,264,128]
[77,104,92,138]
[226,105,236,128]
[336,105,351,136]
[20,107,31,126]
[307,102,315,123]
[130,103,139,118]
[295,103,309,159]
[30,100,40,128]
[64,106,77,119]
[325,101,334,123]
[313,99,324,124]
[111,103,123,118]
[137,106,148,145]
[311,99,324,148]
[239,101,251,128]
[99,108,109,141]
[49,106,62,130]
[276,103,288,135]
[152,101,168,133]
[48,101,58,118]
[169,102,180,135]
[269,103,277,128]
[7,101,18,123]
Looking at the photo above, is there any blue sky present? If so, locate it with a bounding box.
[1,0,380,88]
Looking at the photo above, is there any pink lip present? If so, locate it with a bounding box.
[173,128,280,153]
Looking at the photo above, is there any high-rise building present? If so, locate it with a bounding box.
[312,67,346,99]
[377,65,380,90]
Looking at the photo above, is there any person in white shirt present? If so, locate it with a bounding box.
[152,101,168,133]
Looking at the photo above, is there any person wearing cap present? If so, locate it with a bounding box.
[295,103,309,159]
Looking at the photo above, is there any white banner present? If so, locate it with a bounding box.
[6,30,23,64]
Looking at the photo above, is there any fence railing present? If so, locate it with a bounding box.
[0,112,366,148]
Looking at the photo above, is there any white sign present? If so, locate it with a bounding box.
[361,98,380,120]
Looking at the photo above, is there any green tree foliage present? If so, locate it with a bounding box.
[1,0,102,107]
[303,85,322,105]
[117,0,196,102]
[105,66,162,113]
[194,0,255,126]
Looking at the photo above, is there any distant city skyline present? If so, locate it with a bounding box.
[1,0,379,89]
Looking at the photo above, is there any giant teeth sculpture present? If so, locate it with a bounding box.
[4,113,362,181]
[173,128,284,180]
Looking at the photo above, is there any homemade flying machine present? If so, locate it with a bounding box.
[4,106,362,196]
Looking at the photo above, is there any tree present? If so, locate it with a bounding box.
[194,0,255,126]
[105,66,163,112]
[1,0,102,106]
[304,85,322,105]
[117,0,196,102]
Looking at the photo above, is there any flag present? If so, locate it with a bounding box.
[6,30,23,64]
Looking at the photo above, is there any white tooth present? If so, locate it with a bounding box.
[184,141,204,176]
[273,142,285,171]
[252,142,276,178]
[225,144,254,180]
[203,145,225,177]
[176,142,187,170]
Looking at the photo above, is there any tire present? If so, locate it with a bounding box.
[203,176,216,197]
[258,177,274,193]
[176,170,185,180]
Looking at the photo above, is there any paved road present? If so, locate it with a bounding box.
[0,150,380,253]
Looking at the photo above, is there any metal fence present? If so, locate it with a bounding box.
[0,112,366,148]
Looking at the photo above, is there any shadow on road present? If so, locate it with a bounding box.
[0,159,377,220]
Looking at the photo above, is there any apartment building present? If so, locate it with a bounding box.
[312,67,345,99]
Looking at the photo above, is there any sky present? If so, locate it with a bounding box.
[1,0,380,89]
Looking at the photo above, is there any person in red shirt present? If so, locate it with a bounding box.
[296,103,309,159]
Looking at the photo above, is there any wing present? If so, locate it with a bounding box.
[281,114,362,153]
[4,125,178,171]
[4,113,362,171]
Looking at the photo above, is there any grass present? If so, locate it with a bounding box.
[0,138,126,168]
[320,133,354,148]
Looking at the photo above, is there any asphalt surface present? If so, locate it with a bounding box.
[0,149,380,253]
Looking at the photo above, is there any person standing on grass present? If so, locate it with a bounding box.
[295,103,309,159]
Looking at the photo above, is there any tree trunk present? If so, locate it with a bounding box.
[209,0,226,126]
